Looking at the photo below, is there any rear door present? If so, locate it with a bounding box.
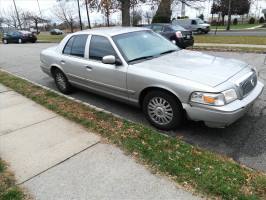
[60,34,90,86]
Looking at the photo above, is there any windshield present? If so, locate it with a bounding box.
[171,25,186,31]
[112,30,179,63]
[196,19,205,24]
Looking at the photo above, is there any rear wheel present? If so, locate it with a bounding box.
[143,90,184,130]
[53,69,73,94]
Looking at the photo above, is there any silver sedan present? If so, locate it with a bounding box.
[40,27,264,130]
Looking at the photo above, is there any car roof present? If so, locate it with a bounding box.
[76,26,150,37]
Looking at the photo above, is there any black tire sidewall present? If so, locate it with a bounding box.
[143,91,183,130]
[54,69,72,94]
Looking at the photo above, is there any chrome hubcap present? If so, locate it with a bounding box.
[18,39,22,43]
[148,97,173,125]
[56,73,66,90]
[3,40,7,44]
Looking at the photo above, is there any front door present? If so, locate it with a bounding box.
[84,35,127,100]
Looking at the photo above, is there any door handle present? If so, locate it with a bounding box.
[85,66,93,71]
[61,60,66,64]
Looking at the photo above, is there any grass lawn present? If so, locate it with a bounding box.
[190,46,266,53]
[194,35,266,45]
[0,159,24,200]
[0,70,265,200]
[210,23,261,30]
[37,32,65,43]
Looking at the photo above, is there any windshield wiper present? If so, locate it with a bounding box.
[160,50,177,55]
[128,56,155,63]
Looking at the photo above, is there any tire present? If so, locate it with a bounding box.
[3,39,8,44]
[18,39,22,44]
[197,29,203,34]
[53,69,73,94]
[142,90,184,130]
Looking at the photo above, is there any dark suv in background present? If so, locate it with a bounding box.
[145,23,194,49]
[2,31,37,44]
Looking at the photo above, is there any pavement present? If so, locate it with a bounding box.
[0,43,266,174]
[194,43,266,49]
[0,84,200,200]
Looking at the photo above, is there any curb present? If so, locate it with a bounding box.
[0,69,127,121]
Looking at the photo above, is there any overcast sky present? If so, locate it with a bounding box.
[0,0,265,25]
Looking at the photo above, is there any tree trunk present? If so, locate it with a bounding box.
[152,0,172,23]
[77,0,83,30]
[106,9,110,27]
[85,0,91,29]
[226,0,232,31]
[121,0,130,26]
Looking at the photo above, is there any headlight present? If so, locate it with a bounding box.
[190,89,237,106]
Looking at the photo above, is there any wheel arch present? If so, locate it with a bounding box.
[138,86,183,108]
[50,64,65,78]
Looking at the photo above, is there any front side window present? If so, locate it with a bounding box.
[63,35,88,57]
[89,35,116,61]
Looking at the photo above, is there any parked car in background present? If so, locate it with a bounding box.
[145,23,194,49]
[172,18,210,34]
[40,27,264,130]
[50,29,64,35]
[2,30,37,44]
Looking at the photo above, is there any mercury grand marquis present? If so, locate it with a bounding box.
[40,27,264,130]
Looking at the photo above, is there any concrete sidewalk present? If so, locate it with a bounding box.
[0,84,200,200]
[194,43,266,49]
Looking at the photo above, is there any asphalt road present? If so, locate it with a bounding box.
[0,43,266,172]
[209,30,266,36]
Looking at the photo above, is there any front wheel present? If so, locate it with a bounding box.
[53,69,73,94]
[18,38,22,44]
[143,90,184,130]
[3,39,8,44]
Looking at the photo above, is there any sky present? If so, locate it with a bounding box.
[0,0,266,25]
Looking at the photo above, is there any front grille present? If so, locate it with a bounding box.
[239,72,257,97]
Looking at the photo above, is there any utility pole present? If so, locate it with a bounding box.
[12,0,22,30]
[77,0,83,30]
[226,0,232,31]
[181,1,186,17]
[85,0,91,29]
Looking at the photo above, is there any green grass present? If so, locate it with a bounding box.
[37,32,65,43]
[189,46,266,53]
[0,159,24,200]
[0,71,265,199]
[211,24,261,30]
[195,35,266,45]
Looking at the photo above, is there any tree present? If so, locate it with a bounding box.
[99,0,119,26]
[24,12,48,33]
[152,0,208,23]
[83,0,97,28]
[119,0,130,26]
[54,1,76,32]
[211,0,251,28]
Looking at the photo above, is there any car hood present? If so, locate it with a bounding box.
[134,50,249,87]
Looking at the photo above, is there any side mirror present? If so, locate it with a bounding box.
[102,55,122,66]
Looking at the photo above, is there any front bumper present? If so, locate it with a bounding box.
[184,81,264,128]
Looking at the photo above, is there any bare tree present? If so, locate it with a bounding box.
[24,12,48,33]
[54,1,76,32]
[99,0,119,26]
[84,0,97,28]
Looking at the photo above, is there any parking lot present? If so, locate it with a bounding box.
[0,43,266,172]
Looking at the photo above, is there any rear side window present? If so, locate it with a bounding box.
[89,35,116,61]
[63,35,88,57]
[163,26,173,32]
[151,25,163,33]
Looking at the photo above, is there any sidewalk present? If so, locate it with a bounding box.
[0,84,200,200]
[194,43,266,49]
